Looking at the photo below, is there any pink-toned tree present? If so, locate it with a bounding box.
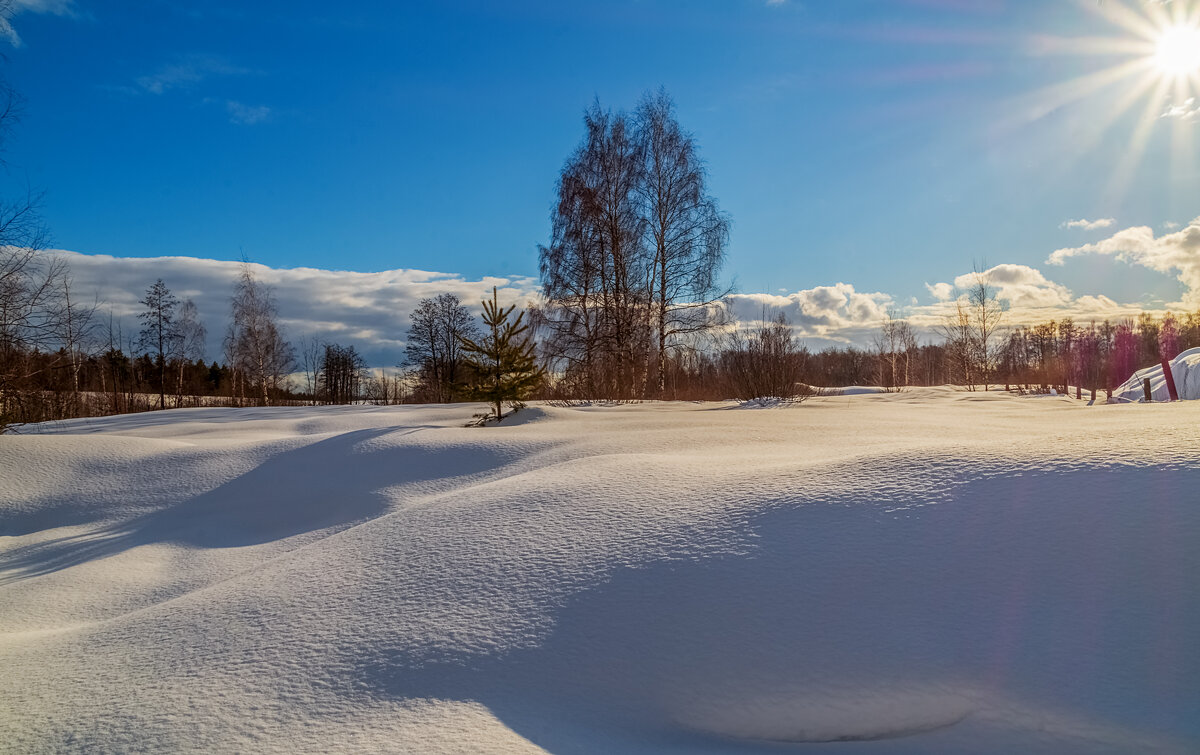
[1110,321,1139,386]
[1159,312,1181,361]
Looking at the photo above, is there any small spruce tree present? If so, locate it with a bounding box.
[458,287,544,422]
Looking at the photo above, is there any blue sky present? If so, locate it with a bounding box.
[3,0,1200,362]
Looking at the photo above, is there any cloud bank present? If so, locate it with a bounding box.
[725,284,894,347]
[52,230,1198,368]
[56,251,538,368]
[918,262,1140,331]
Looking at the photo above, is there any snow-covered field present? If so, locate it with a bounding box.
[1,389,1197,754]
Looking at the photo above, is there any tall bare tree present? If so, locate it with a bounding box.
[966,267,1003,391]
[939,300,974,389]
[54,273,99,411]
[541,93,728,400]
[299,335,322,404]
[873,310,917,391]
[225,264,294,406]
[636,89,730,397]
[0,54,60,427]
[137,279,179,410]
[172,299,206,403]
[404,293,477,402]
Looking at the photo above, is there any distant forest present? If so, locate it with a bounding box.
[4,88,1198,429]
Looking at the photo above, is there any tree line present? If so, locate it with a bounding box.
[1,260,301,429]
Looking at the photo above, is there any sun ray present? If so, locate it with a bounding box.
[1027,34,1153,57]
[1169,75,1197,192]
[1105,74,1174,204]
[1006,57,1154,129]
[1146,0,1177,30]
[1077,0,1161,41]
[1017,1,1200,197]
[1019,65,1163,199]
[1170,121,1196,198]
[1088,66,1163,146]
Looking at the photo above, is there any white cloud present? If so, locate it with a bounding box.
[925,281,954,301]
[135,56,252,95]
[1,0,76,46]
[915,263,1147,333]
[954,263,1073,309]
[1061,218,1115,231]
[54,251,539,368]
[1161,97,1199,123]
[12,0,75,9]
[724,283,893,345]
[225,101,271,125]
[1047,217,1200,307]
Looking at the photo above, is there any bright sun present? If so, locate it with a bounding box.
[1013,1,1200,199]
[1154,24,1200,76]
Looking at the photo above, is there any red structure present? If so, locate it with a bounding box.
[1160,359,1180,402]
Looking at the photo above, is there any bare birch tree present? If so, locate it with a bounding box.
[873,311,917,391]
[939,300,974,389]
[54,273,99,412]
[966,266,1003,391]
[173,299,206,404]
[636,89,730,397]
[299,335,322,404]
[225,264,294,406]
[541,93,728,400]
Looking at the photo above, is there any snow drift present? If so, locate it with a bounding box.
[1114,346,1200,402]
[1,392,1198,753]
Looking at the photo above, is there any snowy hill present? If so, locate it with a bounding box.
[1,391,1198,753]
[1114,347,1200,402]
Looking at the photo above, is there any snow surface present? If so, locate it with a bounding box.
[1,391,1198,754]
[1115,347,1200,402]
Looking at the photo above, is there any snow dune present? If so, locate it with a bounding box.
[1115,346,1200,402]
[1,391,1197,753]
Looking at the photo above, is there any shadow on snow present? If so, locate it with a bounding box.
[0,426,515,582]
[355,468,1200,754]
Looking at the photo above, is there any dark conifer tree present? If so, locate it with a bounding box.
[458,287,544,421]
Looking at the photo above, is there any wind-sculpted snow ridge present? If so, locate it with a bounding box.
[1115,346,1200,402]
[1,392,1198,754]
